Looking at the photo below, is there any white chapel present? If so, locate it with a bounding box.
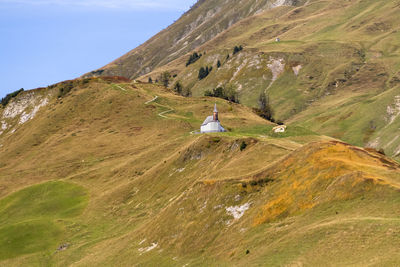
[200,104,226,133]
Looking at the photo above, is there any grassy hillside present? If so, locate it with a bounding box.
[1,78,400,265]
[133,0,400,159]
[0,181,87,261]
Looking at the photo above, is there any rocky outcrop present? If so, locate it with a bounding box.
[0,91,49,136]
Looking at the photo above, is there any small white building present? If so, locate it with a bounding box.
[273,125,286,133]
[201,104,226,133]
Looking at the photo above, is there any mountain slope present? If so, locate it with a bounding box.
[82,0,400,158]
[83,0,305,79]
[133,0,400,159]
[1,79,400,265]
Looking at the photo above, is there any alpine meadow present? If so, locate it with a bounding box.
[1,0,400,266]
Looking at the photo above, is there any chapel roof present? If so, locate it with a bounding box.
[201,116,214,126]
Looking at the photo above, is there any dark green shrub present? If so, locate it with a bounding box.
[233,45,243,55]
[90,69,104,76]
[240,141,247,151]
[182,87,192,97]
[58,82,74,98]
[254,92,274,121]
[224,85,238,103]
[81,78,90,85]
[203,86,239,103]
[264,177,274,184]
[212,137,221,143]
[174,81,191,97]
[212,87,224,98]
[204,89,213,96]
[160,72,171,87]
[174,81,183,95]
[198,66,212,80]
[186,52,202,66]
[1,88,24,107]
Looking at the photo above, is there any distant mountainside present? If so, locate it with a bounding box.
[83,0,305,79]
[83,0,400,159]
[137,0,400,159]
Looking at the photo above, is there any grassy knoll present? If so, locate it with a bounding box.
[0,181,88,260]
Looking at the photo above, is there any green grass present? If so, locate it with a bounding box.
[0,221,62,260]
[0,181,88,260]
[0,181,88,225]
[220,124,317,138]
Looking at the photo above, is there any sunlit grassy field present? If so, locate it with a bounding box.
[1,79,400,265]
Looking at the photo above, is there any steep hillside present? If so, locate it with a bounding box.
[1,79,400,265]
[82,0,305,79]
[134,0,400,159]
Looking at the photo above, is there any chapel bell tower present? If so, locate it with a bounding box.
[213,103,219,121]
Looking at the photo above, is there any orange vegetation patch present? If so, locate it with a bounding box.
[252,141,400,225]
[203,180,217,186]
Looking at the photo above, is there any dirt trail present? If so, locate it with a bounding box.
[145,96,158,104]
[144,95,174,119]
[115,84,127,91]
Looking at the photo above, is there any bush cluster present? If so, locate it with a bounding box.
[160,72,171,87]
[58,82,74,98]
[1,88,24,107]
[198,66,212,80]
[186,52,202,66]
[233,45,243,55]
[253,91,281,123]
[204,86,239,103]
[173,81,192,97]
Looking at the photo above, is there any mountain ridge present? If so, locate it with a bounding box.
[83,0,304,79]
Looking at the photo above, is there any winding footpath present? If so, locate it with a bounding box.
[144,95,174,119]
[145,96,158,104]
[115,84,127,91]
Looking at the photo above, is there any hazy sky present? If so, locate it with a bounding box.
[0,0,197,98]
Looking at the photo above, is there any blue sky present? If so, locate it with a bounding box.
[0,0,197,98]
